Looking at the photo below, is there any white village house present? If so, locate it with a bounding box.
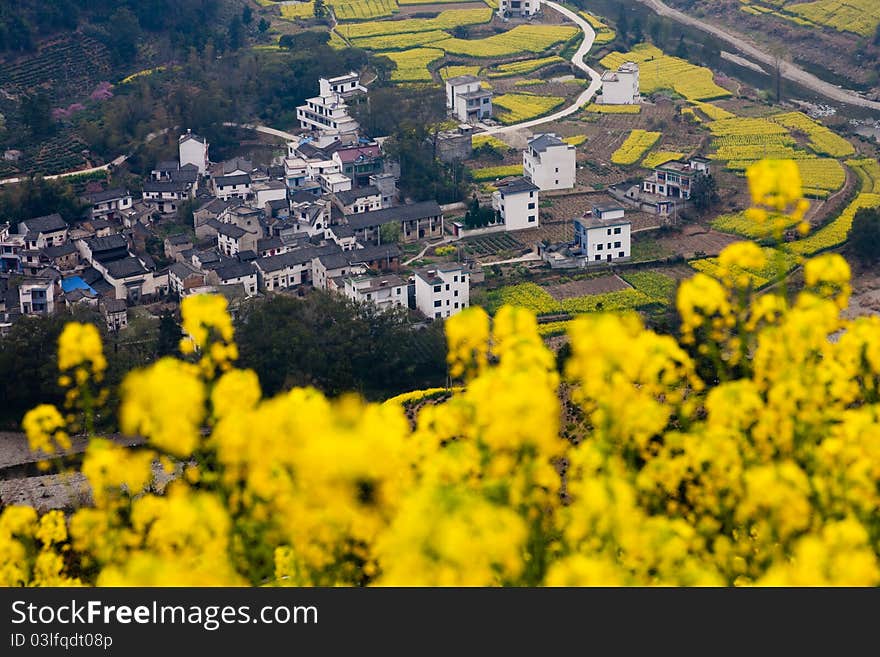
[523,133,576,191]
[414,265,470,320]
[445,75,493,124]
[179,130,209,175]
[573,204,631,263]
[492,177,540,231]
[498,0,541,18]
[599,62,640,105]
[343,274,408,311]
[296,76,362,136]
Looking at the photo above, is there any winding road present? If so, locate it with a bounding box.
[632,0,880,112]
[483,1,603,135]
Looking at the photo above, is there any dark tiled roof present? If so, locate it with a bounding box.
[214,262,256,281]
[256,249,318,272]
[143,180,190,194]
[347,243,400,263]
[210,221,247,239]
[86,188,130,204]
[166,233,193,246]
[170,262,203,279]
[86,234,128,253]
[42,242,78,258]
[104,256,148,279]
[346,201,441,229]
[528,133,566,153]
[497,177,539,195]
[103,298,127,313]
[257,237,283,252]
[155,160,180,172]
[335,185,379,206]
[214,174,251,187]
[22,213,66,234]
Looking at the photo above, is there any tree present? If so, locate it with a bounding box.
[20,93,53,139]
[228,15,244,51]
[258,18,270,33]
[649,21,662,46]
[675,35,689,59]
[156,311,183,356]
[630,19,644,46]
[464,195,494,228]
[616,6,629,44]
[242,5,253,24]
[690,172,719,215]
[379,222,401,244]
[105,7,141,66]
[849,207,880,263]
[315,0,327,18]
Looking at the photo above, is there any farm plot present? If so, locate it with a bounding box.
[382,48,445,81]
[584,103,641,114]
[769,111,855,158]
[472,134,512,150]
[786,0,880,37]
[796,158,846,198]
[463,232,524,255]
[641,150,684,168]
[579,11,616,45]
[546,275,630,300]
[600,44,731,102]
[785,193,880,256]
[611,130,661,165]
[711,211,799,239]
[484,55,566,78]
[336,7,490,38]
[483,282,655,316]
[330,0,400,20]
[470,164,523,180]
[280,2,316,18]
[440,65,482,80]
[492,93,566,125]
[848,158,880,193]
[351,29,450,49]
[690,246,800,289]
[434,24,578,58]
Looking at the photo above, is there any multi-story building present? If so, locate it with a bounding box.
[445,75,493,124]
[325,71,368,98]
[523,133,576,191]
[414,265,470,320]
[335,186,383,215]
[573,205,631,263]
[296,78,360,136]
[492,177,540,230]
[142,180,195,214]
[332,144,383,187]
[342,274,408,311]
[19,272,60,315]
[179,129,209,175]
[213,173,253,201]
[17,214,68,248]
[498,0,541,18]
[102,298,128,332]
[83,188,133,221]
[347,201,443,244]
[599,62,640,105]
[642,157,712,200]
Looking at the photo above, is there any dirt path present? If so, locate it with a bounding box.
[633,0,880,111]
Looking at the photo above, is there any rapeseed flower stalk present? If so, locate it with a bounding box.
[2,158,880,586]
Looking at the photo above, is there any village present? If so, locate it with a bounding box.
[0,50,730,337]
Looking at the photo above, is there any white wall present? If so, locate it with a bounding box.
[493,188,539,231]
[180,138,207,175]
[415,268,469,319]
[523,144,576,191]
[584,223,631,263]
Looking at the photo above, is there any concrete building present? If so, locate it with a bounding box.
[296,78,360,136]
[436,124,475,163]
[498,0,541,18]
[492,177,539,231]
[599,62,640,105]
[333,143,383,187]
[179,130,209,175]
[335,186,382,215]
[414,265,470,320]
[254,180,288,208]
[84,188,133,221]
[325,71,368,98]
[17,214,68,249]
[369,173,397,208]
[573,206,631,263]
[342,274,408,311]
[445,76,493,124]
[523,133,576,191]
[213,173,253,202]
[642,158,712,200]
[19,272,60,315]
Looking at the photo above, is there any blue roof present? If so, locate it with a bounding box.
[61,276,97,294]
